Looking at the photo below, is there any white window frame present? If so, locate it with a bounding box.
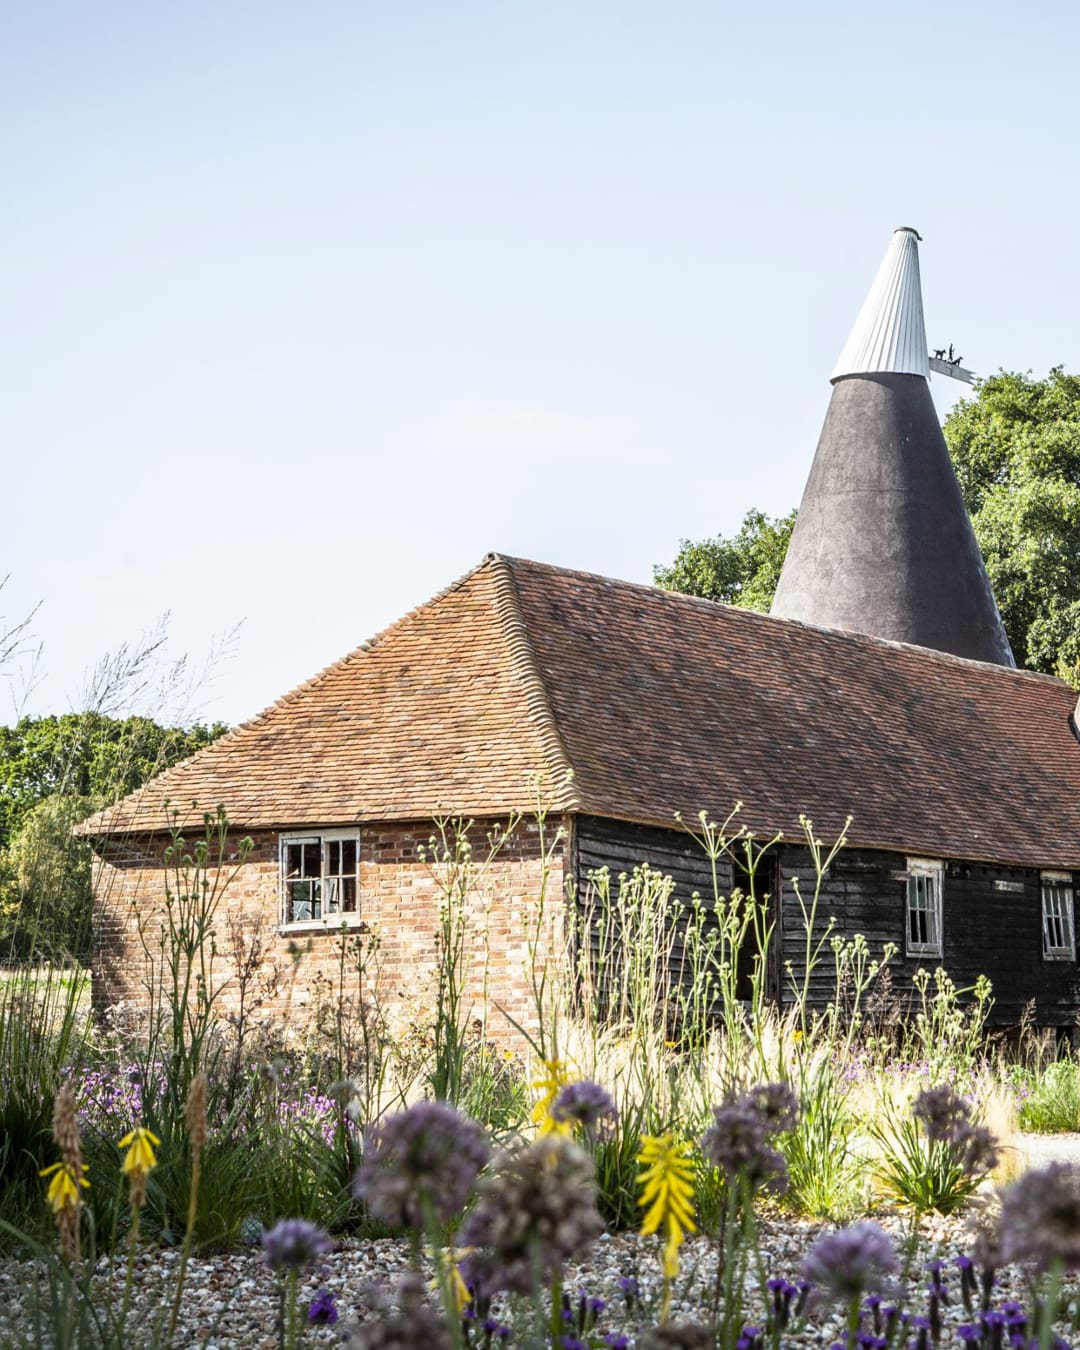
[280,830,362,930]
[1041,872,1076,962]
[905,858,943,958]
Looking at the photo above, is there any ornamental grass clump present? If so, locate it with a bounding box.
[873,1082,999,1216]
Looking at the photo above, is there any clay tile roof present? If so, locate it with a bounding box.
[85,554,1080,869]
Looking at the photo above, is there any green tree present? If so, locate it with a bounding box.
[0,713,226,958]
[943,367,1080,681]
[656,369,1080,683]
[653,508,796,611]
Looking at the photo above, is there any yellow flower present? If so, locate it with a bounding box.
[119,1126,160,1180]
[40,1161,88,1215]
[636,1133,697,1280]
[792,1029,804,1043]
[531,1058,573,1136]
[429,1248,473,1313]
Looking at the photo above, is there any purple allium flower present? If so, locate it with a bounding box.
[747,1082,800,1135]
[913,1084,971,1142]
[260,1218,332,1273]
[800,1221,899,1302]
[354,1100,490,1230]
[550,1081,618,1132]
[999,1161,1080,1270]
[306,1289,339,1324]
[701,1096,787,1193]
[912,1083,999,1180]
[458,1134,603,1297]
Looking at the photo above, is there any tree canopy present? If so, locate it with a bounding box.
[655,368,1080,683]
[942,368,1080,681]
[0,713,226,958]
[653,508,796,611]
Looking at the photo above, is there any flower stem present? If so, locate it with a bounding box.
[165,1138,202,1347]
[119,1203,141,1334]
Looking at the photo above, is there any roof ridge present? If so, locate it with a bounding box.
[489,554,584,813]
[503,555,1066,687]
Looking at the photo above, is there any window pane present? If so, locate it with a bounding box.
[1042,884,1074,956]
[303,842,321,877]
[327,840,341,874]
[340,839,357,873]
[340,877,357,913]
[289,880,317,922]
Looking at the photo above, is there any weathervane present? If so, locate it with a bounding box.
[929,343,975,384]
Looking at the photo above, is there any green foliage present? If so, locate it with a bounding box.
[1017,1059,1080,1133]
[943,367,1080,679]
[782,1061,866,1220]
[654,508,796,610]
[0,713,226,958]
[0,965,89,1248]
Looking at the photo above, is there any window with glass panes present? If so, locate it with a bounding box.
[905,859,943,957]
[281,833,359,925]
[1041,872,1075,961]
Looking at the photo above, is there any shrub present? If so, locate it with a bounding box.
[1017,1058,1080,1133]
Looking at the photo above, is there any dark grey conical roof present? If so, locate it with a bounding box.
[771,231,1014,667]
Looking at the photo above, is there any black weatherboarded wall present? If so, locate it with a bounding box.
[573,817,1080,1029]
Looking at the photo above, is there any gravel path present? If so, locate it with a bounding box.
[1013,1132,1080,1166]
[1,1206,1076,1349]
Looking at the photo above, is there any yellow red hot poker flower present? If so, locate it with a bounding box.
[40,1161,88,1216]
[636,1133,697,1318]
[119,1126,160,1208]
[531,1058,574,1136]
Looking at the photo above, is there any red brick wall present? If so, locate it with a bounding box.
[92,816,570,1052]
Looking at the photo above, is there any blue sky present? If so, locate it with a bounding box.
[3,1,1079,726]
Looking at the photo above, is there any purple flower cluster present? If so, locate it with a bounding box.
[913,1084,999,1177]
[306,1289,339,1324]
[354,1100,490,1230]
[75,1065,144,1133]
[460,1135,603,1297]
[701,1080,798,1194]
[800,1220,899,1303]
[551,1080,617,1133]
[278,1086,338,1147]
[957,1302,1069,1350]
[260,1218,332,1273]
